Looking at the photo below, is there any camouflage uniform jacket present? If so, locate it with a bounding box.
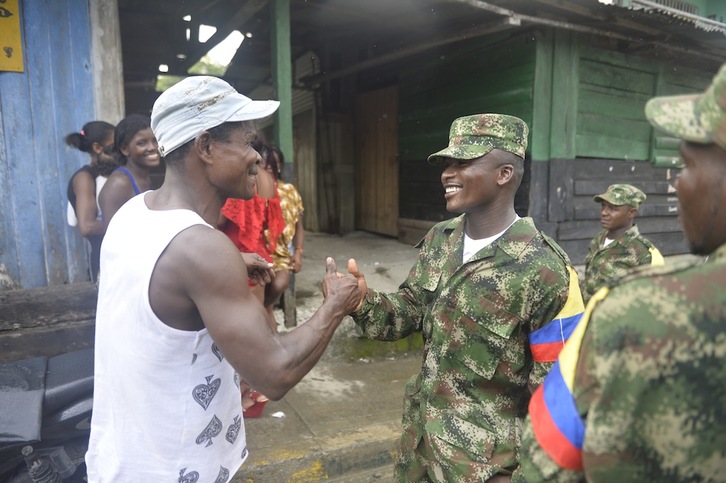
[352,216,578,482]
[583,225,661,303]
[519,244,726,482]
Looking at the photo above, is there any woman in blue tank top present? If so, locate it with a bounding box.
[99,114,160,229]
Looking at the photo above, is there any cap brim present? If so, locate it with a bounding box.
[645,93,711,144]
[427,145,493,166]
[227,95,280,122]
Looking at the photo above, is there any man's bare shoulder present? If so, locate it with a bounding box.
[164,224,243,271]
[151,223,249,329]
[153,222,248,306]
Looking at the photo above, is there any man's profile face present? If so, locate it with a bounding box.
[441,149,514,214]
[210,123,261,201]
[675,141,726,255]
[599,201,635,233]
[440,152,502,215]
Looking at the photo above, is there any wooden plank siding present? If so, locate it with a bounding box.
[292,109,320,232]
[397,32,537,235]
[355,86,399,237]
[0,0,96,288]
[576,54,655,160]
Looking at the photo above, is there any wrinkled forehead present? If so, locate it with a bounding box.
[223,120,257,140]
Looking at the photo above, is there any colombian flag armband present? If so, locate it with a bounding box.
[529,266,585,362]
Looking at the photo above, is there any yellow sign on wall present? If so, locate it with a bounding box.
[0,0,24,72]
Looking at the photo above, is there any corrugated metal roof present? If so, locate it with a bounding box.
[600,0,726,35]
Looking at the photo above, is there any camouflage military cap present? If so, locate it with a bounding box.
[593,184,646,207]
[645,63,726,150]
[427,114,529,165]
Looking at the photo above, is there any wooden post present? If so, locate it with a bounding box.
[271,0,297,327]
[271,0,293,161]
[283,273,297,328]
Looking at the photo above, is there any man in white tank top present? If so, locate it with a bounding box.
[86,76,361,482]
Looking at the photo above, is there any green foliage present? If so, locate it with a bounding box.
[155,75,186,92]
[189,54,227,76]
[154,54,227,92]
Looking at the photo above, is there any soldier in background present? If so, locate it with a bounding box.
[582,183,664,303]
[519,64,726,482]
[345,114,585,481]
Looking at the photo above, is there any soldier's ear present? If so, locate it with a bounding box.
[628,207,638,220]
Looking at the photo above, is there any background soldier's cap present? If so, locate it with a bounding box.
[645,63,726,150]
[594,184,646,207]
[427,114,529,165]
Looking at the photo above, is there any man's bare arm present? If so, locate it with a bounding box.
[150,225,360,400]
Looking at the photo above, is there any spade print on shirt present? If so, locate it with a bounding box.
[191,353,198,365]
[226,415,241,444]
[214,466,230,483]
[178,468,199,483]
[212,343,224,362]
[193,375,221,410]
[196,415,223,447]
[233,372,241,389]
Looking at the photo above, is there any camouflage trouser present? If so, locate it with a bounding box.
[394,436,513,482]
[394,376,519,482]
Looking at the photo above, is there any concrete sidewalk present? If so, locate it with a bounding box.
[235,354,420,482]
[233,231,422,482]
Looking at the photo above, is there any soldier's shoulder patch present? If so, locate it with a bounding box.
[540,232,572,265]
[629,234,655,250]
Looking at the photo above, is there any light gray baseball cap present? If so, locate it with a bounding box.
[151,76,280,156]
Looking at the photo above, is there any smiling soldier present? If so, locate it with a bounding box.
[346,114,585,482]
[582,184,664,303]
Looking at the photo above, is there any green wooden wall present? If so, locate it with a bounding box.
[397,32,536,222]
[531,30,714,164]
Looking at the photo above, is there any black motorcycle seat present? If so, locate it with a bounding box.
[0,356,46,445]
[43,348,94,417]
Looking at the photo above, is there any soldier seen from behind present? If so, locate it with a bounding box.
[582,183,664,303]
[519,64,726,482]
[345,114,585,482]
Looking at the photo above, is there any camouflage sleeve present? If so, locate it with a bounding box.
[351,238,436,341]
[351,284,427,341]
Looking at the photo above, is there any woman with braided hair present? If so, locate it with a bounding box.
[65,120,116,281]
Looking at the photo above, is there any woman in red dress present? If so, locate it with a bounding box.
[217,140,285,331]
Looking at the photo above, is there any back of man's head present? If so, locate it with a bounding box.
[645,64,726,151]
[645,64,726,255]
